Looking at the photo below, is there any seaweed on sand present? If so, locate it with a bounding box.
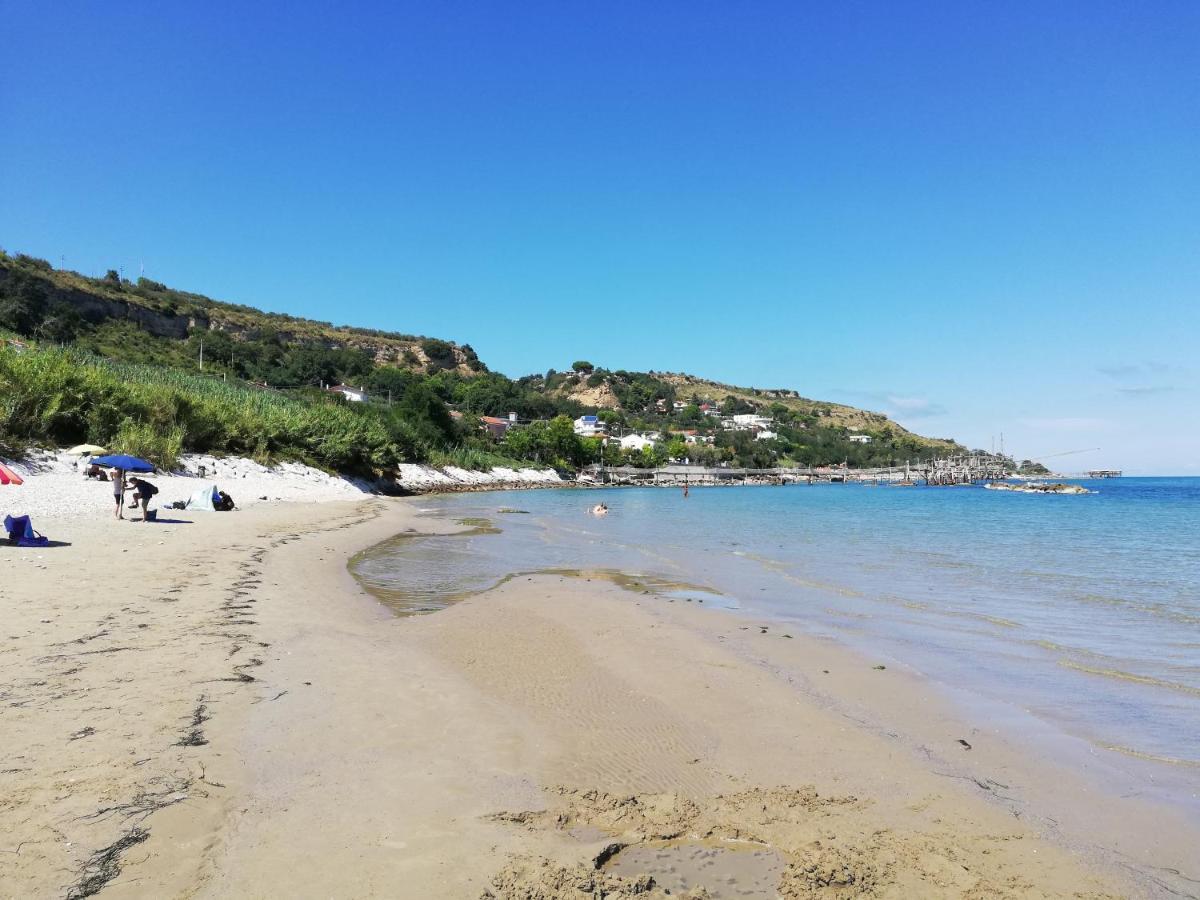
[65,826,149,899]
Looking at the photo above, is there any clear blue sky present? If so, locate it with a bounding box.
[3,2,1197,473]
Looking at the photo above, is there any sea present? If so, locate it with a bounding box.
[351,477,1200,819]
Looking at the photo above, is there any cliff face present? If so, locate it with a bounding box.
[0,257,481,374]
[0,265,206,339]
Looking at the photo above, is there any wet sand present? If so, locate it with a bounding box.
[2,498,1195,897]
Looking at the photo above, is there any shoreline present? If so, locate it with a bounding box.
[348,500,1200,896]
[2,497,1194,897]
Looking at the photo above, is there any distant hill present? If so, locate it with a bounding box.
[655,372,959,451]
[541,367,958,453]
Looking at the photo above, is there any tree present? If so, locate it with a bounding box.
[104,269,121,285]
[0,270,49,333]
[501,415,596,469]
[572,360,594,373]
[420,338,457,371]
[37,303,83,343]
[394,381,457,449]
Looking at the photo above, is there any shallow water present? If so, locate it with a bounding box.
[351,478,1200,817]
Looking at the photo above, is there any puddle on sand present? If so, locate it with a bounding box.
[351,518,738,618]
[603,841,786,898]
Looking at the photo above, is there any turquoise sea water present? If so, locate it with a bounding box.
[352,478,1200,815]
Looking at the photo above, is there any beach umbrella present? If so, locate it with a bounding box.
[67,444,107,456]
[0,462,24,485]
[90,454,155,473]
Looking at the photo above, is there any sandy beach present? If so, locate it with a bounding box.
[2,496,1196,898]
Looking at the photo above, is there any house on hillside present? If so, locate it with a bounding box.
[573,415,605,437]
[618,433,655,452]
[848,433,872,444]
[480,413,518,440]
[327,384,368,402]
[699,403,720,417]
[731,413,773,430]
[673,430,714,446]
[755,430,778,441]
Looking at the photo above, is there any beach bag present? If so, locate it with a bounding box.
[4,514,50,548]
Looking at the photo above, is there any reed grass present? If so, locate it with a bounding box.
[427,446,530,471]
[0,346,413,472]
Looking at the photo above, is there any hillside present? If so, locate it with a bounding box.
[542,366,957,453]
[655,372,959,451]
[0,252,483,376]
[1,249,964,469]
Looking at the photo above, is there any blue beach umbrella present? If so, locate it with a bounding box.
[91,454,156,473]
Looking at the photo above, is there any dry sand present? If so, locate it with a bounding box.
[1,498,1193,898]
[0,451,564,522]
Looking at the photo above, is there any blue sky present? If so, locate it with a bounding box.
[3,2,1197,472]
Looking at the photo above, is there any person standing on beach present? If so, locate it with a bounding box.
[112,468,127,519]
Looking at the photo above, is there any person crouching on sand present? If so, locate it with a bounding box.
[112,468,127,519]
[129,477,158,520]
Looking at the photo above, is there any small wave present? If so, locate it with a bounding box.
[824,607,871,620]
[1059,660,1200,697]
[1029,639,1107,659]
[1070,592,1200,626]
[936,609,1023,629]
[1101,744,1200,768]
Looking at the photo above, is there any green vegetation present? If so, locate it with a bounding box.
[0,346,447,472]
[1015,459,1051,475]
[0,249,964,474]
[500,416,600,469]
[0,250,480,377]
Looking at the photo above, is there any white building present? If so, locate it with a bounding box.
[573,415,606,437]
[327,384,368,403]
[731,413,773,430]
[848,434,872,444]
[754,430,778,441]
[618,433,655,452]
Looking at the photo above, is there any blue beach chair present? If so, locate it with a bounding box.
[4,514,50,547]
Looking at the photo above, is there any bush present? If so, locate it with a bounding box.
[420,339,457,370]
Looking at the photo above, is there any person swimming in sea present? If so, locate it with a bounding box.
[590,503,608,516]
